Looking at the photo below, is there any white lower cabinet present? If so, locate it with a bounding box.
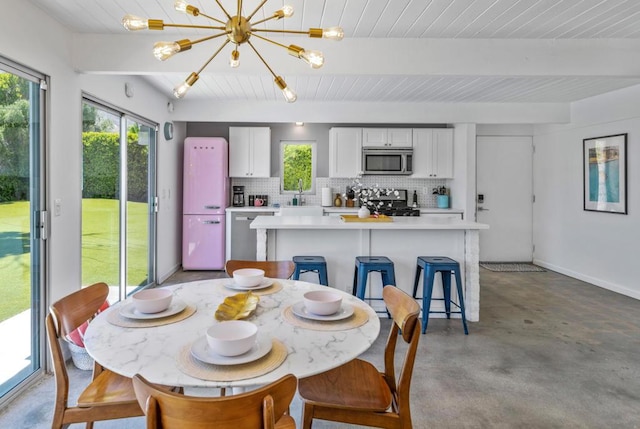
[229,126,271,178]
[329,127,362,178]
[412,128,453,178]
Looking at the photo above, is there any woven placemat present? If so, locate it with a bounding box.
[107,305,197,328]
[176,339,288,382]
[282,304,369,331]
[218,280,284,296]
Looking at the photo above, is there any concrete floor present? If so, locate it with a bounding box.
[2,267,640,428]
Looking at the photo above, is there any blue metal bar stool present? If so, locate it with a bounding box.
[353,256,396,315]
[292,256,329,286]
[412,256,468,335]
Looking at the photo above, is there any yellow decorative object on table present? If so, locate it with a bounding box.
[215,292,259,321]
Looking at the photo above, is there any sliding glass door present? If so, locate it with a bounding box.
[82,98,156,301]
[0,58,46,401]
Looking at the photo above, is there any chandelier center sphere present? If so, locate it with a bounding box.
[226,16,251,44]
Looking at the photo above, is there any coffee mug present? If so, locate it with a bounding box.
[254,198,264,207]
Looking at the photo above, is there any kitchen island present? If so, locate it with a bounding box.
[250,215,488,321]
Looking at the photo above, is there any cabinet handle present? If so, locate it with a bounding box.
[204,205,221,209]
[203,220,221,224]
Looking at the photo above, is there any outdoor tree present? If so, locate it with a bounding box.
[282,143,312,191]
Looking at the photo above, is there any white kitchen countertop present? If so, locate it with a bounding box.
[227,206,464,215]
[226,206,279,213]
[250,215,487,230]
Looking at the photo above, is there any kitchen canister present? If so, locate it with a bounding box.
[321,187,333,207]
[437,195,449,208]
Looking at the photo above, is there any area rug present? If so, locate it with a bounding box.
[480,263,546,272]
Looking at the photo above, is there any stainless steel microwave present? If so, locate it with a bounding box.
[362,147,413,175]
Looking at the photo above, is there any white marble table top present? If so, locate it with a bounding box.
[250,215,488,230]
[83,279,380,389]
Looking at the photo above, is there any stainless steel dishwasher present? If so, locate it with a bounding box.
[230,211,273,260]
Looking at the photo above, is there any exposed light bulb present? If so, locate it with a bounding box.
[229,50,240,68]
[281,86,297,103]
[323,26,344,41]
[153,41,180,61]
[173,82,191,99]
[122,14,148,31]
[174,0,199,16]
[275,76,297,103]
[174,0,189,13]
[300,50,324,69]
[281,5,294,17]
[173,72,199,98]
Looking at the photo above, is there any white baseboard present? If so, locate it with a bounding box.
[158,264,181,285]
[533,259,640,300]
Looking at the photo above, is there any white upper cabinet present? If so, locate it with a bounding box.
[362,128,412,147]
[229,127,271,178]
[329,128,362,178]
[411,128,454,178]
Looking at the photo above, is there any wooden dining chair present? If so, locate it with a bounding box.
[46,282,145,429]
[132,373,298,429]
[297,285,421,429]
[225,260,296,280]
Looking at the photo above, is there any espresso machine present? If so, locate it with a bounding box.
[232,185,245,206]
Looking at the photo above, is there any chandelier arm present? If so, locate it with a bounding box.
[195,39,231,75]
[197,12,226,25]
[213,0,233,21]
[250,15,281,27]
[163,23,226,30]
[246,0,269,21]
[189,31,232,46]
[237,0,243,19]
[246,40,278,79]
[250,33,288,50]
[251,28,313,36]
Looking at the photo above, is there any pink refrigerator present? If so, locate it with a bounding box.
[182,137,229,270]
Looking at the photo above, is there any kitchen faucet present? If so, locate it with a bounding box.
[297,178,304,206]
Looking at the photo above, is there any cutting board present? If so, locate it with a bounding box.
[340,214,393,222]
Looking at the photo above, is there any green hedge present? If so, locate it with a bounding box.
[0,176,28,202]
[82,131,149,202]
[0,131,149,203]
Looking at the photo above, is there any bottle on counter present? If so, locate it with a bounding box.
[412,190,418,207]
[334,193,343,207]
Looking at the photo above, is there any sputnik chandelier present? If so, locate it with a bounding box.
[122,1,344,102]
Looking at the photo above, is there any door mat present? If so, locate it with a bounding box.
[480,263,546,272]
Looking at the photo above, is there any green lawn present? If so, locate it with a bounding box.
[0,199,149,322]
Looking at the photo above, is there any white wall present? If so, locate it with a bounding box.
[0,1,182,303]
[533,85,640,299]
[451,124,477,221]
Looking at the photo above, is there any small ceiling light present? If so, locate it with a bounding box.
[122,2,344,103]
[295,122,304,127]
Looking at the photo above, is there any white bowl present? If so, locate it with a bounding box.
[233,268,265,287]
[206,321,258,357]
[132,289,173,314]
[303,290,343,316]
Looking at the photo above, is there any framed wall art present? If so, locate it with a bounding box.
[583,133,627,214]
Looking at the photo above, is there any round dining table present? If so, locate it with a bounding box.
[83,278,380,390]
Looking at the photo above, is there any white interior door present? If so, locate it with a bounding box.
[476,136,533,262]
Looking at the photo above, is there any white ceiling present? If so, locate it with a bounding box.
[28,0,640,103]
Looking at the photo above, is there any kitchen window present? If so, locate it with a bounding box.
[280,141,316,195]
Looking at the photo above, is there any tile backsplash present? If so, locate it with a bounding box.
[232,177,448,208]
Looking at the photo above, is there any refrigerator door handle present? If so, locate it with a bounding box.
[204,205,222,210]
[203,220,221,225]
